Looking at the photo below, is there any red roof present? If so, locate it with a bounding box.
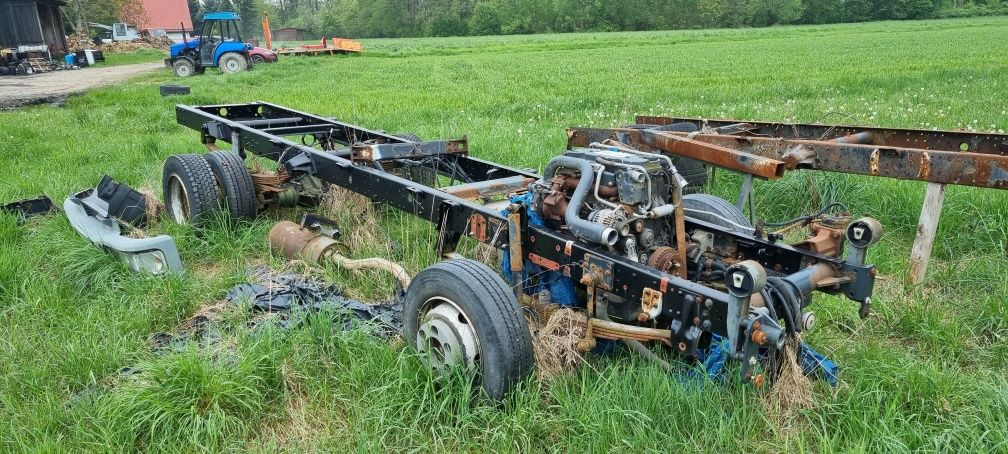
[140,0,193,31]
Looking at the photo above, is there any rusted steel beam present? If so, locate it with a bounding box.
[566,127,786,179]
[641,130,787,179]
[440,175,535,200]
[683,133,1008,189]
[636,115,1008,155]
[569,125,1008,189]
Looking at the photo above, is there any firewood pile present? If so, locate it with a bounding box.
[67,33,173,53]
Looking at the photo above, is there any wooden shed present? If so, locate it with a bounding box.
[0,0,68,56]
[274,27,306,42]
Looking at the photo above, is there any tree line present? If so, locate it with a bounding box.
[63,0,1008,41]
[258,0,1006,39]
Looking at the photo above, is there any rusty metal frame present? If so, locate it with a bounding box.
[174,102,879,370]
[569,118,1008,189]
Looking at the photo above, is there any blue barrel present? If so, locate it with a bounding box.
[64,53,75,65]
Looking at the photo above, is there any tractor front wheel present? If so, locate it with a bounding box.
[172,58,196,77]
[219,52,248,74]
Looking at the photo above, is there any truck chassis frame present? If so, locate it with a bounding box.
[174,101,883,388]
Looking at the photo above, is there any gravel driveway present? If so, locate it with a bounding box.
[0,61,163,109]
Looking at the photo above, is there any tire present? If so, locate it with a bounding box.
[394,132,422,143]
[672,158,709,194]
[162,154,222,226]
[404,259,534,401]
[203,151,258,219]
[682,193,752,234]
[218,52,247,74]
[172,58,195,77]
[250,55,266,65]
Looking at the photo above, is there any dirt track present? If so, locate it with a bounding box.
[0,61,163,109]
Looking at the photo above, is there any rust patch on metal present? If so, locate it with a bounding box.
[468,214,487,242]
[791,221,846,257]
[648,246,683,275]
[918,151,932,180]
[641,287,662,316]
[528,253,560,270]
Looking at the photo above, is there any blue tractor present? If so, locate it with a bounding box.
[168,12,252,77]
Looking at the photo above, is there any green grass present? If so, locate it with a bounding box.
[96,48,168,67]
[1,16,1007,452]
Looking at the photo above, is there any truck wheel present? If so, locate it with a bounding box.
[203,151,257,219]
[219,52,247,74]
[172,58,195,77]
[162,154,221,226]
[404,259,534,401]
[682,193,752,234]
[673,158,709,194]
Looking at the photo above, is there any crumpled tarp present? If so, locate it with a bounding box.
[225,267,403,337]
[500,192,578,307]
[691,334,839,386]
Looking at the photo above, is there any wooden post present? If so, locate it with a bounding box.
[907,182,946,284]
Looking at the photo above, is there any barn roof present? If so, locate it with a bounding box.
[139,0,192,31]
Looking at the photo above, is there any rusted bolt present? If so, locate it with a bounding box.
[752,329,768,345]
[678,342,687,351]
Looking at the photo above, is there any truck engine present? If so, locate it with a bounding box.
[530,143,881,377]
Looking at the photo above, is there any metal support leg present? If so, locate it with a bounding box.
[736,174,754,210]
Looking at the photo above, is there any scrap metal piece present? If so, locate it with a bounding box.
[1,195,54,223]
[64,195,184,274]
[159,85,191,96]
[267,220,411,290]
[78,175,153,228]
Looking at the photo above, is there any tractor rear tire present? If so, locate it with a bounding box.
[162,154,222,226]
[404,259,535,401]
[219,52,247,74]
[203,151,258,220]
[172,58,195,77]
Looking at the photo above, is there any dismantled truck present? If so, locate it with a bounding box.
[163,102,886,400]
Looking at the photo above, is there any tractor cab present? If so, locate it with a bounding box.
[169,12,252,76]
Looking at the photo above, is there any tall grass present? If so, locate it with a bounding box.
[0,16,1005,452]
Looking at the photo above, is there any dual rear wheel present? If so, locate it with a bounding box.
[161,151,257,225]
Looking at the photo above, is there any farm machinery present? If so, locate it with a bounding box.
[168,12,252,77]
[153,102,912,399]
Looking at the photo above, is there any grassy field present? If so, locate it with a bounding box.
[96,47,167,67]
[1,17,1007,452]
